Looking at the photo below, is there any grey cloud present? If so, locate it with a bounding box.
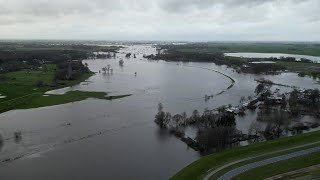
[0,0,280,17]
[0,0,318,41]
[1,0,122,17]
[157,0,278,13]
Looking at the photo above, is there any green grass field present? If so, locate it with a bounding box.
[171,131,320,180]
[0,90,129,112]
[264,165,320,180]
[179,43,320,56]
[208,143,320,180]
[0,64,92,101]
[233,151,320,180]
[0,64,129,113]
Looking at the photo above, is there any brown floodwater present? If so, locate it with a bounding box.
[0,45,319,180]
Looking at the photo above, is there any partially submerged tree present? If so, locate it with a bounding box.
[155,103,166,128]
[119,59,124,66]
[255,83,265,95]
[14,131,22,142]
[248,122,263,137]
[263,109,289,139]
[196,126,237,153]
[289,89,300,116]
[125,53,131,58]
[239,96,246,103]
[172,114,183,128]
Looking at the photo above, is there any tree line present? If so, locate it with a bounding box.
[155,103,241,153]
[145,50,286,74]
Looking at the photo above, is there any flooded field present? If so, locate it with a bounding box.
[0,45,319,179]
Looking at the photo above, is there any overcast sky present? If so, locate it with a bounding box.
[0,0,319,41]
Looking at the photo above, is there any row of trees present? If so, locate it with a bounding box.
[54,61,90,81]
[0,49,89,73]
[155,103,238,153]
[0,42,120,74]
[88,52,117,59]
[155,79,320,153]
[145,50,286,74]
[155,104,236,129]
[242,63,285,74]
[289,88,320,116]
[252,80,320,139]
[255,108,289,139]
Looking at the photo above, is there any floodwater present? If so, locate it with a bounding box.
[225,52,320,62]
[0,45,319,180]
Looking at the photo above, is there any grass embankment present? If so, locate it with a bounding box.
[264,165,320,180]
[234,151,320,180]
[208,143,320,180]
[171,130,320,180]
[179,43,320,56]
[0,64,129,113]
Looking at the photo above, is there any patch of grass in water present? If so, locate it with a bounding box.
[0,64,129,113]
[1,90,130,112]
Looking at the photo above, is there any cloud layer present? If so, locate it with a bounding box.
[0,0,319,41]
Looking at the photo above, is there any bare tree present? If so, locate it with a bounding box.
[190,110,200,124]
[239,96,246,103]
[255,83,265,95]
[155,103,166,128]
[164,112,172,125]
[181,112,187,125]
[248,122,263,136]
[172,114,183,128]
[158,102,163,112]
[102,67,107,73]
[119,59,124,66]
[196,126,236,152]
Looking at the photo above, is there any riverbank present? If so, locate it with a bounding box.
[171,130,320,180]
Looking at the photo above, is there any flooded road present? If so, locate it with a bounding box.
[0,45,319,179]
